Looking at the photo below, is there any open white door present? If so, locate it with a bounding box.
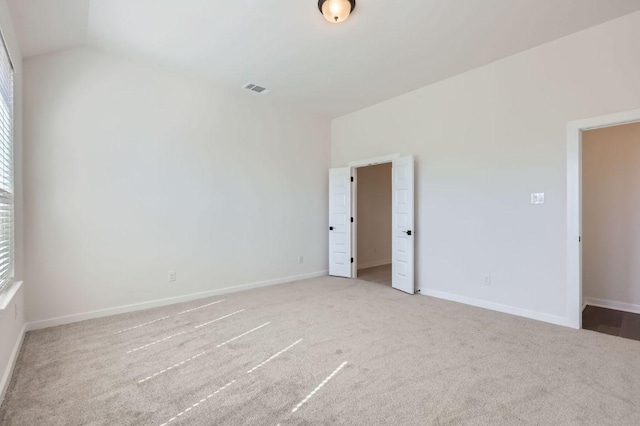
[328,167,352,278]
[392,155,415,294]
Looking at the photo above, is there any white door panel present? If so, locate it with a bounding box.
[392,156,415,294]
[329,167,352,278]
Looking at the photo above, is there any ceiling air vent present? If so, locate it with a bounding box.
[243,83,271,95]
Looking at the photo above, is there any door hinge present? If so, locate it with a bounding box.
[350,176,354,182]
[351,257,354,263]
[351,217,354,223]
[579,236,581,242]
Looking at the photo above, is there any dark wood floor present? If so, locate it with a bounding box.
[582,305,640,341]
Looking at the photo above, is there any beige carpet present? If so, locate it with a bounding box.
[357,264,391,286]
[1,276,640,425]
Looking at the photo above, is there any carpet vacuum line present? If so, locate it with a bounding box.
[247,339,304,374]
[136,321,278,384]
[216,322,270,348]
[291,361,348,413]
[113,299,226,335]
[158,380,236,426]
[154,336,309,424]
[125,309,247,354]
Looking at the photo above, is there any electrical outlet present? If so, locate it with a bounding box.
[298,256,304,264]
[483,275,491,286]
[168,271,177,282]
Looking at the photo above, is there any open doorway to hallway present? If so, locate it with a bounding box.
[355,163,392,286]
[581,121,640,341]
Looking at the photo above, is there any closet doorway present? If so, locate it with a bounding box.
[328,153,415,294]
[355,163,392,286]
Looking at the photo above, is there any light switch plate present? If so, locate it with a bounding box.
[531,193,545,205]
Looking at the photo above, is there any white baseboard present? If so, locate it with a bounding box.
[357,259,391,270]
[583,297,640,315]
[419,288,572,328]
[26,270,328,331]
[0,323,26,406]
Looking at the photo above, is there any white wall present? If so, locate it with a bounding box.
[332,11,640,326]
[356,163,391,269]
[583,122,640,313]
[23,47,330,326]
[0,0,25,405]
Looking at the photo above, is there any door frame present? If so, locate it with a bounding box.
[348,154,400,278]
[566,108,640,329]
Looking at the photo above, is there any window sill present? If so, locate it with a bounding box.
[0,280,22,311]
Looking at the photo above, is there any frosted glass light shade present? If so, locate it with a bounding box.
[319,0,355,24]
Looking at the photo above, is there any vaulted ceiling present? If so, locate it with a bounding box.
[8,0,640,117]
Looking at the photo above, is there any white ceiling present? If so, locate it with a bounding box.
[8,0,640,117]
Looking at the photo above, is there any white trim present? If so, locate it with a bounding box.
[351,168,358,278]
[584,298,640,315]
[566,122,582,330]
[567,108,640,330]
[348,153,400,168]
[0,280,22,311]
[419,288,571,328]
[568,109,640,133]
[0,323,25,405]
[25,270,327,331]
[357,259,391,270]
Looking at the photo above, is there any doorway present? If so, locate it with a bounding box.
[328,154,415,294]
[580,121,640,341]
[354,163,392,286]
[567,108,640,330]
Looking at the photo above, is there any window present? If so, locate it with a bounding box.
[0,32,13,293]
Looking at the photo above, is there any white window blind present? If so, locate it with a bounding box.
[0,32,13,294]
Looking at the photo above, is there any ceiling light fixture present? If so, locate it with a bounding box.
[318,0,356,24]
